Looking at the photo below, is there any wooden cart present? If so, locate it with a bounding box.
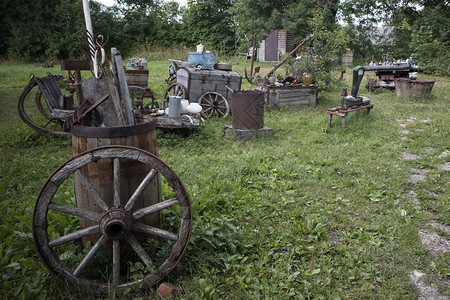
[162,64,242,118]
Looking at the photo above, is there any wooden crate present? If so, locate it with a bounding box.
[256,84,318,107]
[176,66,241,104]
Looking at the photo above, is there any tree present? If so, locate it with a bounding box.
[181,0,236,54]
[231,0,340,51]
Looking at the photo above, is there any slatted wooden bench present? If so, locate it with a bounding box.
[326,104,374,127]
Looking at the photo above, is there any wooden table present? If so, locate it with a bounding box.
[326,104,374,127]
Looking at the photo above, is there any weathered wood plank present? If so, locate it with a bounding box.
[111,48,134,125]
[80,77,122,126]
[152,115,202,129]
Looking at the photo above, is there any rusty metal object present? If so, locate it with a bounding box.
[231,90,265,130]
[245,33,258,84]
[62,94,109,132]
[363,64,425,90]
[33,145,192,296]
[262,38,308,79]
[327,103,374,127]
[394,78,436,97]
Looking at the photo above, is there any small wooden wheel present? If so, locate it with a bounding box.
[33,146,192,296]
[18,76,69,135]
[162,83,186,109]
[128,86,158,108]
[167,63,177,82]
[197,92,229,118]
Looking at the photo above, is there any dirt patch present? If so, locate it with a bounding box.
[410,174,426,183]
[411,168,428,175]
[427,220,450,235]
[439,162,450,171]
[418,230,450,256]
[424,147,435,153]
[403,152,422,160]
[439,150,450,158]
[409,270,449,300]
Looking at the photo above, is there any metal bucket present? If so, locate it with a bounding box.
[231,90,265,130]
[71,122,161,245]
[395,78,436,97]
[124,69,149,87]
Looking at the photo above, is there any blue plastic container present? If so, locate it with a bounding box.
[188,52,215,69]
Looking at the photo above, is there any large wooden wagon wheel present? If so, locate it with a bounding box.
[162,83,186,109]
[197,92,230,118]
[18,77,70,136]
[33,146,192,296]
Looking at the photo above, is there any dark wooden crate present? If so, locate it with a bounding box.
[256,84,318,107]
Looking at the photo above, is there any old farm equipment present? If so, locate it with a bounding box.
[364,64,424,91]
[163,63,241,119]
[327,66,374,127]
[17,60,94,135]
[24,47,192,296]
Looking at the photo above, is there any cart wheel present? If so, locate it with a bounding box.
[17,77,69,135]
[33,146,192,296]
[128,86,145,106]
[128,86,159,109]
[197,92,229,118]
[167,63,177,82]
[162,83,186,109]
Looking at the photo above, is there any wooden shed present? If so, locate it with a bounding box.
[258,28,296,62]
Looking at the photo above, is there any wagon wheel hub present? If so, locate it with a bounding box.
[100,208,133,241]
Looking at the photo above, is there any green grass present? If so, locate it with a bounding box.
[0,57,449,299]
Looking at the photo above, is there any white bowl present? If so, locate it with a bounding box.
[186,103,202,114]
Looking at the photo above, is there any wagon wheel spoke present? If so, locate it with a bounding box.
[114,158,121,208]
[133,222,178,241]
[48,203,101,222]
[125,234,153,267]
[49,225,100,247]
[209,94,216,105]
[113,240,120,286]
[75,169,109,211]
[124,169,158,211]
[73,235,108,277]
[133,198,179,219]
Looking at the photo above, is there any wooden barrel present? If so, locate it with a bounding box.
[231,90,265,130]
[71,121,160,245]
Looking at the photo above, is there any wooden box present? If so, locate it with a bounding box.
[256,84,318,107]
[176,66,242,104]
